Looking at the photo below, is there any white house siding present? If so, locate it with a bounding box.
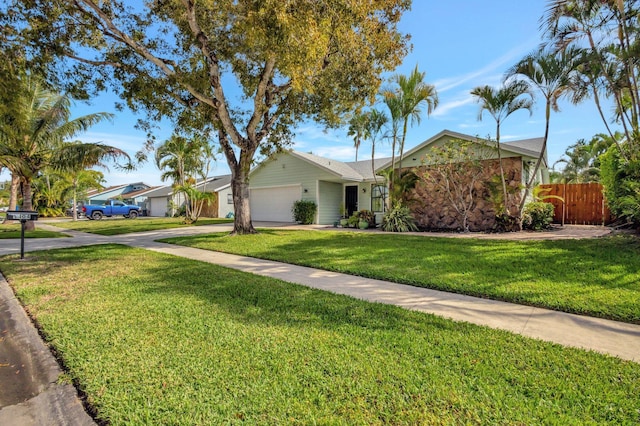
[217,186,234,218]
[318,181,343,225]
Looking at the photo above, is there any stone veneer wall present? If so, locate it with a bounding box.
[408,157,523,231]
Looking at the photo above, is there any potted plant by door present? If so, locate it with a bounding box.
[339,204,349,227]
[357,209,375,229]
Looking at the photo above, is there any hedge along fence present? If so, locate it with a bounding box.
[539,183,612,225]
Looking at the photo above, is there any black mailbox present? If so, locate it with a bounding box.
[6,211,39,221]
[6,211,39,260]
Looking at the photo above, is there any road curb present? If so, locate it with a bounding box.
[0,274,95,425]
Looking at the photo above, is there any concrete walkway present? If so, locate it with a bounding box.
[0,221,638,424]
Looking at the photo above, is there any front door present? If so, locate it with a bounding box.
[345,185,358,217]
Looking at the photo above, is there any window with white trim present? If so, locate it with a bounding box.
[371,184,388,213]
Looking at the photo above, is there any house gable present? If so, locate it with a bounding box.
[376,130,546,173]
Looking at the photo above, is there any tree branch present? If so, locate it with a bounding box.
[72,0,217,110]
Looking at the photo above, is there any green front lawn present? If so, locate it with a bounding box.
[1,245,638,424]
[0,223,66,239]
[161,230,640,323]
[51,216,233,235]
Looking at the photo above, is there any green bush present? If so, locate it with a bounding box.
[600,146,640,227]
[292,200,317,224]
[356,209,375,227]
[521,202,555,231]
[347,213,360,228]
[382,203,418,232]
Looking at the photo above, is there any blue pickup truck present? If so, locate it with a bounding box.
[82,200,141,220]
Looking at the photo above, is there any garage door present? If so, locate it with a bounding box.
[149,197,168,217]
[250,185,301,222]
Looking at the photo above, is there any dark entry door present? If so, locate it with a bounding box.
[345,185,358,217]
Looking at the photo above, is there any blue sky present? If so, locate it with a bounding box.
[3,1,615,186]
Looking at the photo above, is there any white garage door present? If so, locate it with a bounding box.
[250,185,301,222]
[149,197,168,217]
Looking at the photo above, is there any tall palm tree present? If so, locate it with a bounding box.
[155,133,215,223]
[362,109,388,186]
[347,113,367,161]
[383,65,438,173]
[471,80,533,215]
[382,94,402,197]
[0,73,121,229]
[506,48,580,214]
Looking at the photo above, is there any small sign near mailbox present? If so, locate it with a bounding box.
[6,211,39,221]
[6,210,39,260]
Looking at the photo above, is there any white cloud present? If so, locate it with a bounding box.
[433,37,538,94]
[431,96,476,118]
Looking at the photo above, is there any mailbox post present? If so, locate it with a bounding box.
[6,211,39,259]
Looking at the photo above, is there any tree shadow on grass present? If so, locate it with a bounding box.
[163,231,640,323]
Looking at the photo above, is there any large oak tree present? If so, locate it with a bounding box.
[7,0,411,234]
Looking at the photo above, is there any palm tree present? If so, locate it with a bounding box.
[383,65,438,173]
[470,80,533,216]
[506,48,580,214]
[155,133,215,223]
[382,94,402,197]
[0,73,121,229]
[53,141,128,220]
[553,139,599,183]
[347,113,367,161]
[57,168,105,218]
[362,109,388,186]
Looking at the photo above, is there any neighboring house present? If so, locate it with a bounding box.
[249,151,391,224]
[145,175,233,218]
[123,186,162,214]
[87,182,152,205]
[249,129,548,228]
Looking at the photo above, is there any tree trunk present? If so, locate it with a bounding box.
[21,178,36,231]
[495,124,509,216]
[2,173,20,224]
[229,149,257,235]
[519,101,551,215]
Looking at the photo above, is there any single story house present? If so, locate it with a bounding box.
[248,129,548,228]
[249,151,391,224]
[145,175,233,218]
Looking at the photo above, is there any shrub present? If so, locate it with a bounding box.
[347,213,360,227]
[356,209,375,227]
[493,214,521,233]
[292,200,317,224]
[521,202,554,231]
[382,203,418,232]
[600,146,640,227]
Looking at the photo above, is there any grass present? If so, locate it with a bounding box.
[50,216,233,235]
[1,244,639,424]
[0,223,66,239]
[161,230,640,324]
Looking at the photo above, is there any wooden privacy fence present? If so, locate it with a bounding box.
[538,183,612,225]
